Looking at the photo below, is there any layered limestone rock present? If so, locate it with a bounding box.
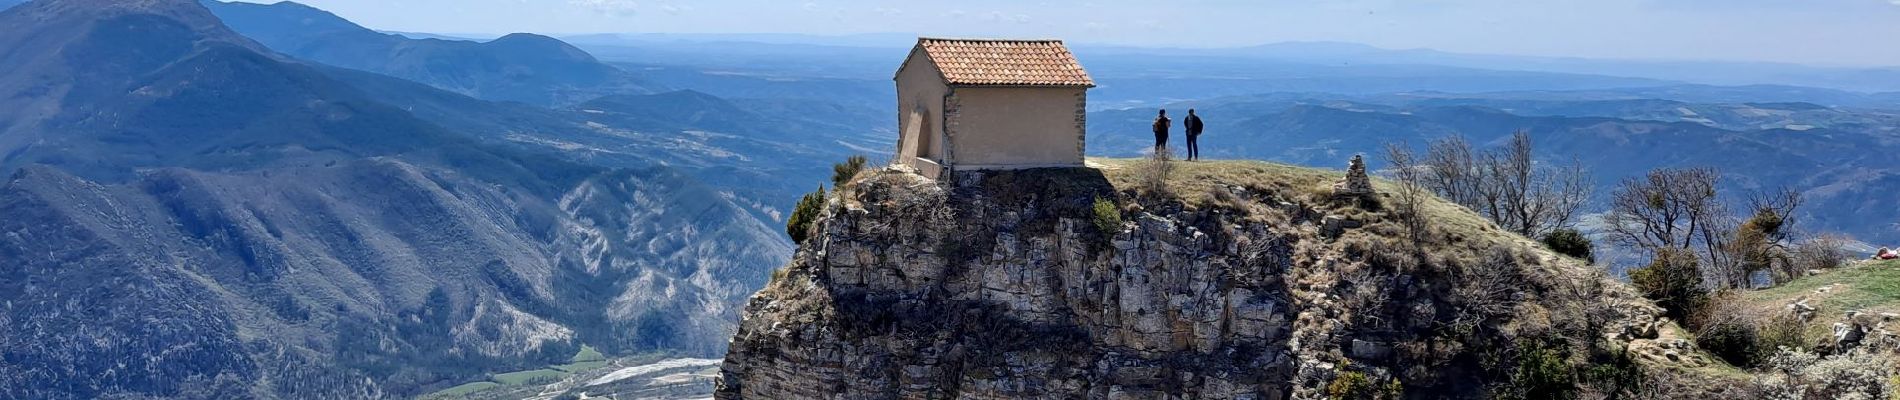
[717,164,1660,399]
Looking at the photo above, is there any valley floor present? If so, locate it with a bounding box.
[422,348,720,400]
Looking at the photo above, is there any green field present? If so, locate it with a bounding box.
[571,345,606,362]
[552,360,608,373]
[1744,259,1900,311]
[422,381,499,399]
[422,346,607,398]
[491,369,568,386]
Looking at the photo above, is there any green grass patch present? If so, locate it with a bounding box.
[421,381,499,399]
[552,360,608,373]
[492,369,568,386]
[1737,260,1900,342]
[1743,260,1900,312]
[570,345,606,363]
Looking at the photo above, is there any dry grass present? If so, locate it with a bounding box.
[1093,157,1333,206]
[1091,157,1550,265]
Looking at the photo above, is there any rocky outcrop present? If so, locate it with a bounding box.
[716,165,1661,399]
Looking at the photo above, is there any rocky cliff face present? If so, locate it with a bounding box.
[0,159,790,399]
[716,162,1670,399]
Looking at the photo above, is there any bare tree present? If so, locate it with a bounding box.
[1605,168,1714,250]
[1382,142,1431,247]
[1418,132,1592,239]
[1605,167,1750,288]
[1487,132,1592,238]
[1425,135,1482,208]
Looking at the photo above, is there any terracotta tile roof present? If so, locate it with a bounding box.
[914,38,1095,87]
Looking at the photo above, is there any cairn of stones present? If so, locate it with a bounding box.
[1333,154,1374,197]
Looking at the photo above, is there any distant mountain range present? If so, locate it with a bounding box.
[200,0,657,106]
[197,0,890,227]
[567,32,1900,94]
[0,0,787,398]
[1187,41,1900,93]
[1088,94,1900,244]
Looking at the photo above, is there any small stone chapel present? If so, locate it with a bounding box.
[891,38,1095,179]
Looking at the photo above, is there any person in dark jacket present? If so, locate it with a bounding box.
[1152,109,1172,155]
[1184,109,1205,161]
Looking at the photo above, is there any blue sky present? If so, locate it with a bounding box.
[233,0,1900,67]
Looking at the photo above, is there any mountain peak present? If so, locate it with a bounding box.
[203,1,650,105]
[485,31,597,61]
[197,0,367,37]
[4,0,264,54]
[27,0,215,20]
[492,32,562,43]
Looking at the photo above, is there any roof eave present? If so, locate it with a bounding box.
[917,36,1068,43]
[948,83,1097,89]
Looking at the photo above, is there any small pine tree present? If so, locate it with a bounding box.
[1091,198,1123,237]
[832,155,869,188]
[786,186,825,243]
[1540,228,1595,264]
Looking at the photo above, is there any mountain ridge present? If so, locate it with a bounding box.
[0,1,789,397]
[202,0,657,106]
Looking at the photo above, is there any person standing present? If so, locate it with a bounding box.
[1184,109,1205,161]
[1152,109,1172,156]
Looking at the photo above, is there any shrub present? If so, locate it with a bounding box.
[1693,293,1809,369]
[1507,339,1577,400]
[1579,347,1642,397]
[1326,369,1372,400]
[1696,317,1759,368]
[768,267,791,284]
[1758,349,1894,400]
[832,155,869,187]
[1204,185,1250,212]
[1091,197,1123,237]
[786,186,825,243]
[1754,314,1809,364]
[1540,228,1595,264]
[1629,249,1708,323]
[1326,361,1402,400]
[1133,149,1176,196]
[1784,234,1851,282]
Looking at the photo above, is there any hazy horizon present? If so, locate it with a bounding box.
[224,0,1900,68]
